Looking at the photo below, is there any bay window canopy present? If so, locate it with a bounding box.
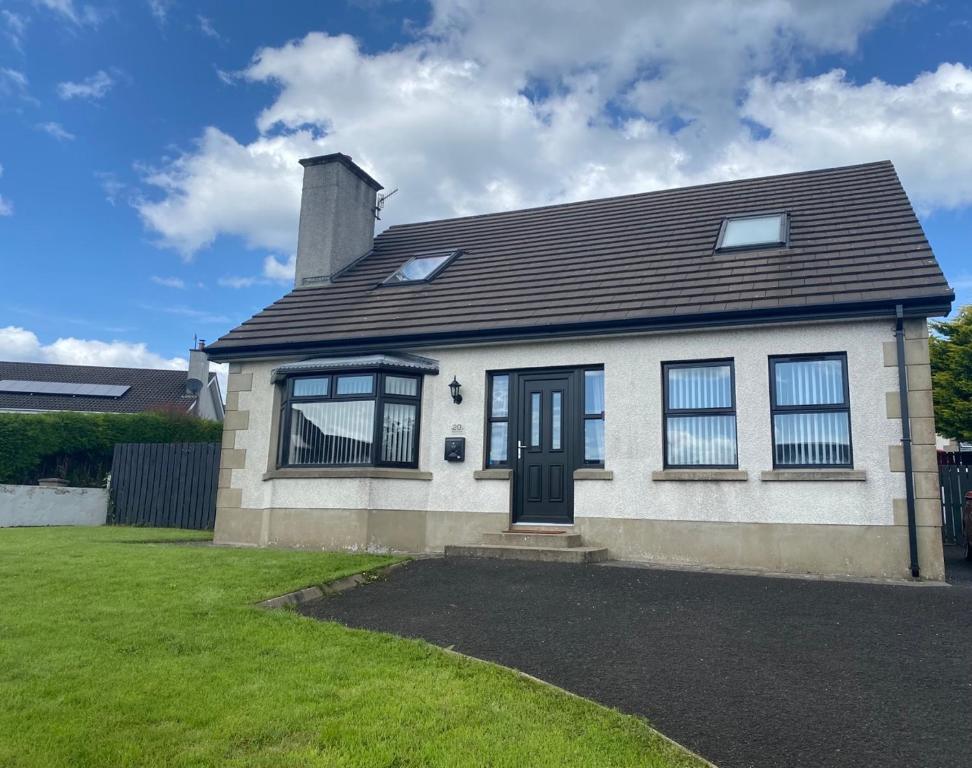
[273,353,438,470]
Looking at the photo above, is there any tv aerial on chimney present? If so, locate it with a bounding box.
[373,187,398,221]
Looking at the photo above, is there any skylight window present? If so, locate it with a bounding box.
[716,213,788,251]
[383,249,460,285]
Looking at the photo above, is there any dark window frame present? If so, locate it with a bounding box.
[662,358,738,469]
[768,352,853,469]
[582,369,605,467]
[483,365,604,470]
[715,211,789,252]
[278,370,423,469]
[485,372,511,468]
[380,249,462,287]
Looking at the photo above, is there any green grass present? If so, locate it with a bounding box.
[0,527,704,768]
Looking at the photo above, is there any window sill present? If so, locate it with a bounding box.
[473,469,512,480]
[574,468,613,480]
[263,467,432,481]
[760,469,866,482]
[652,469,748,481]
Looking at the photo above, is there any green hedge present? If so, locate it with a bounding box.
[0,411,223,487]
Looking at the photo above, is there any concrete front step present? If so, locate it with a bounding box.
[482,531,582,548]
[445,543,609,564]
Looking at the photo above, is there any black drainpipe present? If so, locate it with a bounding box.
[895,304,920,579]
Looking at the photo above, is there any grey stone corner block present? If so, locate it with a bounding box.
[223,410,250,431]
[216,487,243,509]
[909,417,936,446]
[882,338,930,368]
[889,443,939,473]
[227,372,253,393]
[220,448,247,470]
[903,318,930,340]
[885,389,934,420]
[218,467,234,489]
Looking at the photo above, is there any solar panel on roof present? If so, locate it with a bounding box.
[0,380,130,398]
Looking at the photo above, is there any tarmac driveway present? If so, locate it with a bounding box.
[300,557,972,768]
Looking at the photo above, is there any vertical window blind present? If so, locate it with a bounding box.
[664,361,737,467]
[487,374,509,466]
[282,372,422,468]
[770,355,851,467]
[584,370,605,464]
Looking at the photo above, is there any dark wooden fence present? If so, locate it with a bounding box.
[939,463,971,545]
[108,442,220,530]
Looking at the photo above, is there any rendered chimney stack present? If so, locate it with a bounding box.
[294,153,383,289]
[186,340,217,419]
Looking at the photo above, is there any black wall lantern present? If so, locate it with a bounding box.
[449,376,463,404]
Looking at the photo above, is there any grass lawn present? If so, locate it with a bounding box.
[0,527,705,768]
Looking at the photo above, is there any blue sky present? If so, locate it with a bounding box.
[0,0,970,371]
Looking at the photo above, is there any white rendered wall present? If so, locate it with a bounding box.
[232,319,903,527]
[0,485,107,527]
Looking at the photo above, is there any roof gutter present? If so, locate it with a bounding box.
[204,296,953,363]
[894,304,920,579]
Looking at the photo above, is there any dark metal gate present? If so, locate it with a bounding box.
[108,442,220,530]
[939,464,971,545]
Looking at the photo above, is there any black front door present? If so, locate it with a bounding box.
[513,372,574,525]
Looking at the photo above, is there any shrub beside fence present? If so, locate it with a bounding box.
[0,411,222,487]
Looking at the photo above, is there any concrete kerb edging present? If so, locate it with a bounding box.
[438,645,719,768]
[257,560,409,609]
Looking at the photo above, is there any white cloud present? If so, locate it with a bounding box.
[146,0,171,26]
[33,0,105,28]
[138,304,231,325]
[0,325,186,369]
[57,69,115,100]
[728,64,972,213]
[36,121,75,141]
[0,67,33,103]
[0,163,12,217]
[95,171,126,206]
[151,275,186,289]
[135,2,972,261]
[197,14,222,41]
[262,253,295,281]
[219,253,295,288]
[2,10,27,50]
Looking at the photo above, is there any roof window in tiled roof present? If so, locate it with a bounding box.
[716,212,788,251]
[382,249,460,285]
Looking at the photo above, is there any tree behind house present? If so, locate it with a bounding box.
[930,306,972,442]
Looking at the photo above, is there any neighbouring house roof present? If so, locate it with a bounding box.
[206,161,953,359]
[0,361,209,415]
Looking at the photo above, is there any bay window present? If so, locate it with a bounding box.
[280,371,422,468]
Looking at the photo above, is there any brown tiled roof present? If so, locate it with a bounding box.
[207,161,953,357]
[0,361,193,414]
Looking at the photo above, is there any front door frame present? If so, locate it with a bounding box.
[487,365,602,527]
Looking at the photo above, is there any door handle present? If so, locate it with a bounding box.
[517,440,527,459]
